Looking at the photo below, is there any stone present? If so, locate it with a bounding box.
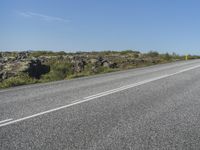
[71,57,86,73]
[16,51,29,60]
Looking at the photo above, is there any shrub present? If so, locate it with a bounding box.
[41,61,73,81]
[147,51,159,57]
[0,73,37,88]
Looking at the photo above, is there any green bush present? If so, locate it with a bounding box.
[146,51,159,57]
[41,61,73,81]
[0,74,37,88]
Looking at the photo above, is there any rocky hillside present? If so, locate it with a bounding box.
[0,50,197,88]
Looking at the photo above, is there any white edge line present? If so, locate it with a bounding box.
[0,65,200,128]
[0,118,13,124]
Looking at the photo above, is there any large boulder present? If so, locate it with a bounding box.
[109,62,118,68]
[95,57,118,68]
[90,58,98,64]
[16,51,29,60]
[102,60,110,67]
[71,57,86,73]
[90,56,118,73]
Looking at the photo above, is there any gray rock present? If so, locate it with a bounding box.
[71,57,86,73]
[90,59,98,64]
[109,62,118,68]
[102,61,110,67]
[16,51,29,60]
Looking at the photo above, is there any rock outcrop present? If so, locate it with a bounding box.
[0,56,50,81]
[16,51,29,60]
[71,57,86,73]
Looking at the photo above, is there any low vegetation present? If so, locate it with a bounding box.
[0,50,199,89]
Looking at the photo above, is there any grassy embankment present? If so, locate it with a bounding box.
[0,50,199,89]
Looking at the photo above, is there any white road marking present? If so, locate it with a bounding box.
[0,119,13,124]
[0,64,200,128]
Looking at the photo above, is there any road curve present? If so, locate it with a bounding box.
[1,60,200,150]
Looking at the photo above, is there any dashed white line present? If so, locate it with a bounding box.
[0,64,200,128]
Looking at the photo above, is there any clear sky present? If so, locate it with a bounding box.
[1,0,200,54]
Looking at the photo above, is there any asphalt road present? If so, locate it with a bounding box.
[1,60,200,150]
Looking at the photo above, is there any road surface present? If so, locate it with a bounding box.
[1,60,200,150]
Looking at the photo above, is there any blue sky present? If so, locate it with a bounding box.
[1,0,200,54]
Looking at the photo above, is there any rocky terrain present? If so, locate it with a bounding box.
[0,51,49,81]
[0,50,196,88]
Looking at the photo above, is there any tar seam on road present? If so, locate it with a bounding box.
[0,64,200,128]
